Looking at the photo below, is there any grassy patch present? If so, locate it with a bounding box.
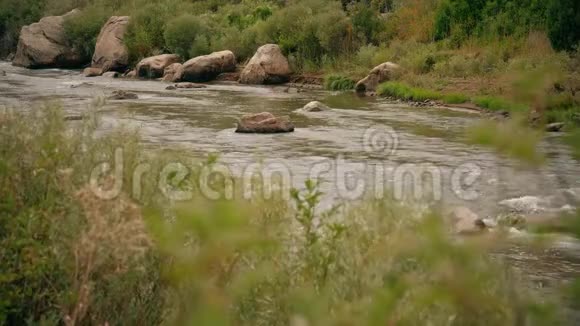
[442,93,470,104]
[377,82,443,101]
[473,96,528,112]
[324,74,356,91]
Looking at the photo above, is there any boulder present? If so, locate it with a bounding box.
[236,112,295,134]
[546,122,565,132]
[448,207,486,234]
[124,69,137,78]
[91,16,130,72]
[299,101,329,112]
[162,63,182,82]
[83,67,103,77]
[12,10,84,68]
[355,62,400,94]
[137,54,181,79]
[102,71,120,78]
[176,50,236,83]
[240,44,291,85]
[109,90,138,100]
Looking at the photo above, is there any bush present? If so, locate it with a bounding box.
[124,3,174,62]
[443,93,470,104]
[164,14,210,59]
[324,74,356,91]
[64,6,111,61]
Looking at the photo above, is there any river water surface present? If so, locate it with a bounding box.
[1,61,580,319]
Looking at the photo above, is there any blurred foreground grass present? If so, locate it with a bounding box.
[0,105,565,325]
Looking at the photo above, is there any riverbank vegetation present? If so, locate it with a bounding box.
[1,1,578,120]
[1,102,566,325]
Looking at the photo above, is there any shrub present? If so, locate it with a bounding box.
[125,3,173,62]
[324,74,356,91]
[164,14,210,59]
[64,6,111,61]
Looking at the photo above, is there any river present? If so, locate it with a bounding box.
[1,61,580,320]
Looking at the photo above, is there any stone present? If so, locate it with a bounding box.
[546,122,565,132]
[449,207,486,234]
[240,44,291,85]
[102,71,120,78]
[91,16,130,72]
[124,70,137,78]
[12,10,84,68]
[136,54,181,79]
[236,112,295,134]
[109,90,138,100]
[355,62,400,94]
[298,101,330,112]
[176,50,236,83]
[83,67,103,77]
[174,82,206,89]
[162,63,182,82]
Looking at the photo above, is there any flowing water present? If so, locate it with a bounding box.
[1,61,580,318]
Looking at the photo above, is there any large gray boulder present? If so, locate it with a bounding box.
[91,16,130,72]
[240,44,291,85]
[12,10,84,68]
[176,50,236,83]
[355,62,400,94]
[136,54,181,79]
[236,112,295,134]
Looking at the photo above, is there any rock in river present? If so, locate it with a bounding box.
[91,16,130,73]
[83,67,103,77]
[12,10,84,68]
[240,44,291,85]
[137,54,181,79]
[355,62,400,95]
[109,90,138,100]
[236,112,295,134]
[176,50,236,83]
[298,101,330,112]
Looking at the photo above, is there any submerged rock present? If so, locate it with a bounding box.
[91,16,130,72]
[137,54,181,79]
[109,90,138,100]
[236,112,295,134]
[355,62,400,95]
[176,50,236,83]
[240,44,291,85]
[298,101,330,112]
[545,122,565,132]
[13,10,84,68]
[174,82,206,89]
[0,71,6,77]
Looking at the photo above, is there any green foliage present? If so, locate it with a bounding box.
[473,95,528,112]
[164,14,211,59]
[124,2,174,62]
[546,0,580,51]
[324,74,356,91]
[64,6,111,61]
[378,82,443,101]
[442,93,470,104]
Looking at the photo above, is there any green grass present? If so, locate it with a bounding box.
[377,82,443,101]
[324,74,356,91]
[472,96,528,112]
[442,93,470,104]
